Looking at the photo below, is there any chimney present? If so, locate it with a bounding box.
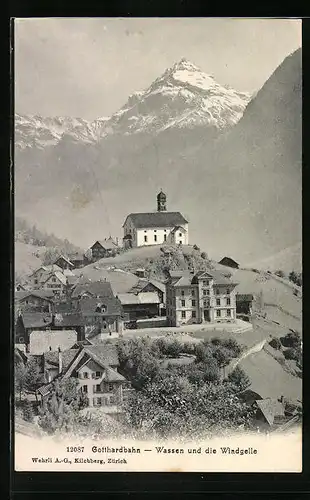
[58,346,63,374]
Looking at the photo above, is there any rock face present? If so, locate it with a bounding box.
[14,50,301,269]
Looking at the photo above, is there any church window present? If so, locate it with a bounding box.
[179,233,182,237]
[144,235,148,242]
[164,235,167,241]
[154,235,157,242]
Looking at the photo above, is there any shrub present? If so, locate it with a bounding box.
[201,252,207,260]
[280,331,300,348]
[269,337,282,350]
[22,400,34,422]
[283,346,302,363]
[227,366,251,391]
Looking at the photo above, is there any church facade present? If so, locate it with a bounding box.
[122,191,189,248]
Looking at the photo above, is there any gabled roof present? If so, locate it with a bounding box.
[21,312,53,329]
[218,257,239,267]
[78,296,122,316]
[68,252,85,261]
[117,292,160,305]
[54,255,74,267]
[42,271,67,286]
[15,290,55,302]
[43,348,79,371]
[63,344,120,378]
[30,265,62,277]
[236,294,254,302]
[91,238,118,250]
[71,281,115,299]
[171,225,187,234]
[102,367,126,382]
[130,278,165,295]
[123,212,188,229]
[53,312,85,328]
[256,398,285,426]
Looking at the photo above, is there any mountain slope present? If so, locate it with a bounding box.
[15,51,301,269]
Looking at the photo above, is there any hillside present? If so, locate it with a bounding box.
[78,245,302,333]
[15,50,301,270]
[15,241,45,278]
[15,218,84,279]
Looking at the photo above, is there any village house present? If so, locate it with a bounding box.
[90,237,119,261]
[53,255,75,271]
[129,278,166,315]
[166,269,238,327]
[28,264,63,289]
[29,329,78,355]
[116,292,160,322]
[236,294,254,316]
[15,290,55,314]
[78,295,124,339]
[68,252,87,269]
[37,344,130,412]
[41,271,68,297]
[15,311,86,352]
[218,256,240,269]
[122,190,189,248]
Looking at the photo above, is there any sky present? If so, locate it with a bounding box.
[15,18,301,121]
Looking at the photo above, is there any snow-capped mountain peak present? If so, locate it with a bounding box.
[108,58,251,134]
[15,59,251,149]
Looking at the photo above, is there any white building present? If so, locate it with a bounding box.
[122,191,189,248]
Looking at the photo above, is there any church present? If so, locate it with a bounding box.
[122,191,189,248]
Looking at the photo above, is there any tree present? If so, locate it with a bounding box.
[22,400,34,422]
[269,337,282,350]
[15,363,27,402]
[227,366,251,391]
[24,359,42,401]
[280,331,300,348]
[38,378,88,434]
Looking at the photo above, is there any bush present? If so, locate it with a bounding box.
[269,337,282,350]
[22,400,34,422]
[283,346,302,363]
[201,252,207,260]
[227,366,251,391]
[280,331,300,348]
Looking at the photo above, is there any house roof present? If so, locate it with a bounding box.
[218,257,239,266]
[43,348,79,371]
[102,366,126,382]
[123,212,188,229]
[91,238,118,250]
[71,281,115,299]
[117,292,160,305]
[68,252,85,261]
[78,296,122,316]
[171,225,187,234]
[54,255,74,266]
[256,398,285,426]
[168,269,238,287]
[30,265,63,277]
[130,278,165,295]
[53,312,85,328]
[15,290,55,302]
[83,344,119,367]
[236,294,254,302]
[21,312,53,329]
[41,271,67,286]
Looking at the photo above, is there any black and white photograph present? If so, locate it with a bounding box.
[13,17,302,472]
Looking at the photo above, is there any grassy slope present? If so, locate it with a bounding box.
[15,241,46,278]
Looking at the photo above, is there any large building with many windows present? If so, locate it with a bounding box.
[166,269,238,326]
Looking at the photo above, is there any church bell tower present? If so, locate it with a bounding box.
[157,189,167,212]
